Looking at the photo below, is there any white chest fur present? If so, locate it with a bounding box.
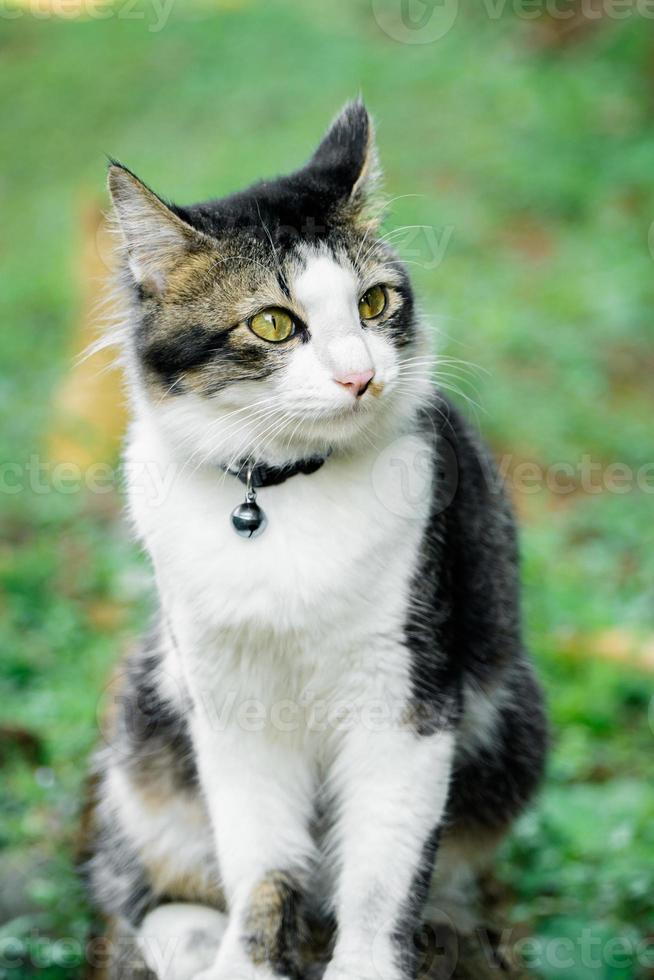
[126,416,432,653]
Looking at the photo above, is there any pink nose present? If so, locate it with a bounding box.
[334,369,375,398]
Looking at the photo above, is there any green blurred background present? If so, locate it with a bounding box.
[1,2,653,978]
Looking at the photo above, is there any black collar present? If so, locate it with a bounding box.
[221,453,330,488]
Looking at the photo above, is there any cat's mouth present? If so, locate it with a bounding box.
[304,394,378,425]
[277,387,380,426]
[331,397,371,417]
[280,391,387,448]
[324,379,385,417]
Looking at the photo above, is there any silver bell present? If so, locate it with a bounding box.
[231,499,267,538]
[231,463,267,538]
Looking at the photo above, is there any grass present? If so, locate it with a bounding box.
[1,4,653,978]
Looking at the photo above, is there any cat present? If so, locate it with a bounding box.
[84,100,547,980]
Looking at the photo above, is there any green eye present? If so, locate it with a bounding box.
[359,285,387,320]
[248,308,296,343]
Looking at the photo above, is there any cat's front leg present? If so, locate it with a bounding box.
[324,713,456,980]
[187,689,316,980]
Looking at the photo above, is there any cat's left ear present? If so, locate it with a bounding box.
[108,163,210,295]
[307,100,380,213]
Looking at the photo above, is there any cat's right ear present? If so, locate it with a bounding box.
[108,163,207,295]
[306,100,381,216]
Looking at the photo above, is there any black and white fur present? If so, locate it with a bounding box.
[85,101,547,980]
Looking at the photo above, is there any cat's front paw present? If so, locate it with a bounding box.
[193,947,295,980]
[194,968,290,980]
[322,957,403,980]
[138,904,227,980]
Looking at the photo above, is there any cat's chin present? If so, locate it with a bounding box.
[271,397,406,457]
[252,415,374,464]
[307,410,378,447]
[153,384,416,471]
[209,408,383,469]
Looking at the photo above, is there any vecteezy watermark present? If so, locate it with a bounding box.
[371,434,436,519]
[486,925,654,973]
[371,0,654,44]
[0,0,176,33]
[496,452,654,497]
[0,454,177,506]
[390,224,455,270]
[0,930,189,975]
[371,0,460,44]
[3,449,654,510]
[371,438,654,521]
[371,433,459,519]
[1,919,651,976]
[96,213,335,274]
[363,916,654,978]
[96,666,454,759]
[371,910,459,979]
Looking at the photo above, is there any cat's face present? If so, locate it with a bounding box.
[110,102,430,463]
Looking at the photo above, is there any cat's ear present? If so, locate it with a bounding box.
[307,100,380,212]
[108,163,207,295]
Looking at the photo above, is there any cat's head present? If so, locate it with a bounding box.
[109,100,431,464]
